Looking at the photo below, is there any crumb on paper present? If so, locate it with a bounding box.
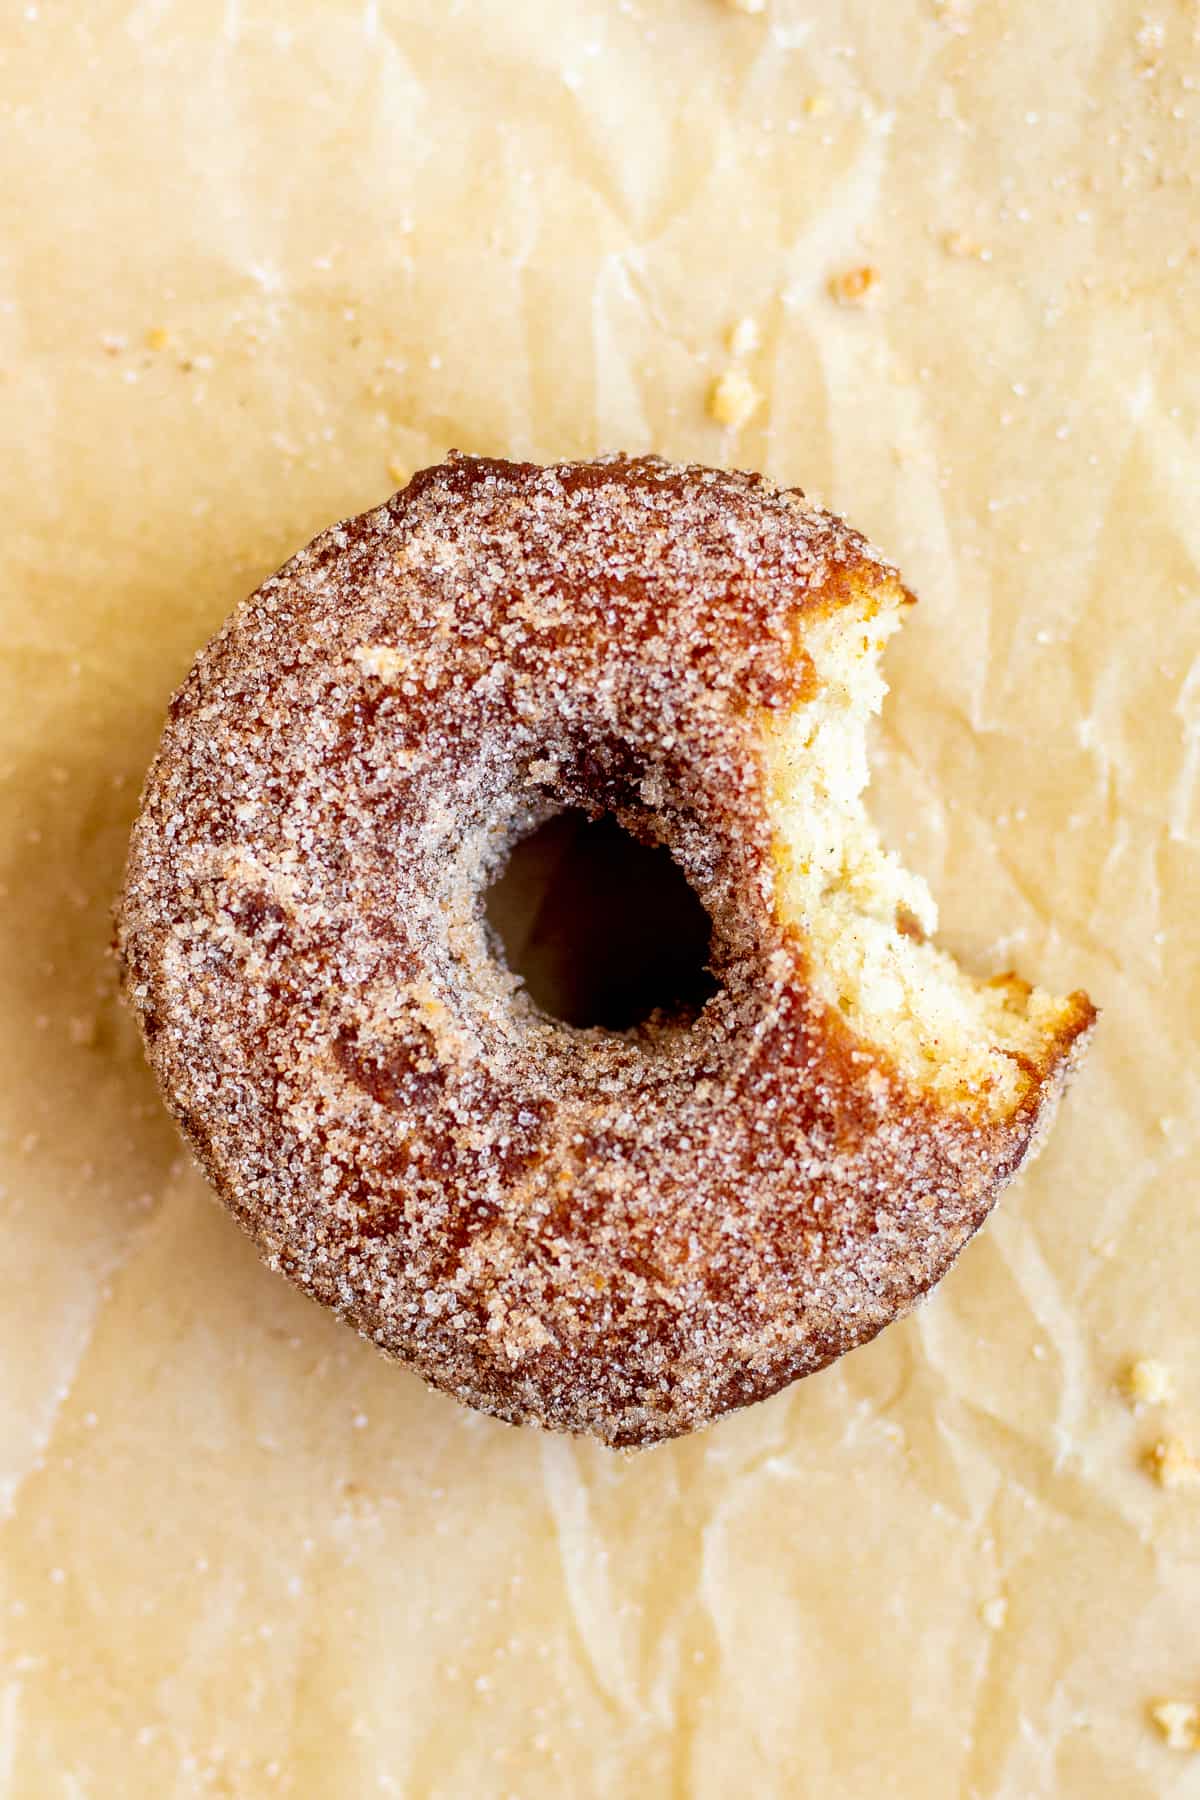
[943,231,993,263]
[387,459,411,488]
[980,1596,1008,1630]
[67,1014,98,1049]
[727,316,760,358]
[1150,1700,1199,1751]
[709,368,761,430]
[353,644,410,681]
[828,265,881,307]
[1144,1436,1200,1489]
[1122,1359,1175,1408]
[145,326,169,351]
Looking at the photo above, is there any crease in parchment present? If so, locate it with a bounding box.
[0,1188,172,1528]
[539,1438,644,1721]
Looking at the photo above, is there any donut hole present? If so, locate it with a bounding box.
[485,809,718,1032]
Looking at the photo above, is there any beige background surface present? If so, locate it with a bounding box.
[2,2,1199,1795]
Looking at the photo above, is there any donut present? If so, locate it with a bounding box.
[116,454,1095,1447]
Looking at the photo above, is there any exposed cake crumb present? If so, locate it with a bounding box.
[1150,1700,1199,1751]
[145,326,169,351]
[1145,1436,1200,1489]
[727,317,760,358]
[724,0,765,13]
[1122,1358,1174,1408]
[804,91,832,118]
[828,265,881,307]
[387,459,411,488]
[709,368,761,429]
[980,1596,1008,1630]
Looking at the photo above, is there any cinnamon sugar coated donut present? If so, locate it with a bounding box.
[116,455,1095,1446]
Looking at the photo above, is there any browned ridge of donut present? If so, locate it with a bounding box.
[116,454,1095,1447]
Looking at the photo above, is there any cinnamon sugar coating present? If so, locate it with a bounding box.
[116,455,1094,1446]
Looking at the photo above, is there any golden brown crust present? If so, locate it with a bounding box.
[116,454,1095,1446]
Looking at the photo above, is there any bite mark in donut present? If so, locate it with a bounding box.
[116,454,1095,1446]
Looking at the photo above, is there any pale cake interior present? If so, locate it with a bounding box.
[762,594,1075,1116]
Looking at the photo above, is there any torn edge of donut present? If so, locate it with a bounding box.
[762,579,1095,1119]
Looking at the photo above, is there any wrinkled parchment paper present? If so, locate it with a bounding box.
[2,2,1199,1794]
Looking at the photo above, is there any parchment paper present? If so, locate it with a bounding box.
[2,2,1198,1795]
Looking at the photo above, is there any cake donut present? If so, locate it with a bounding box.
[116,454,1095,1447]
